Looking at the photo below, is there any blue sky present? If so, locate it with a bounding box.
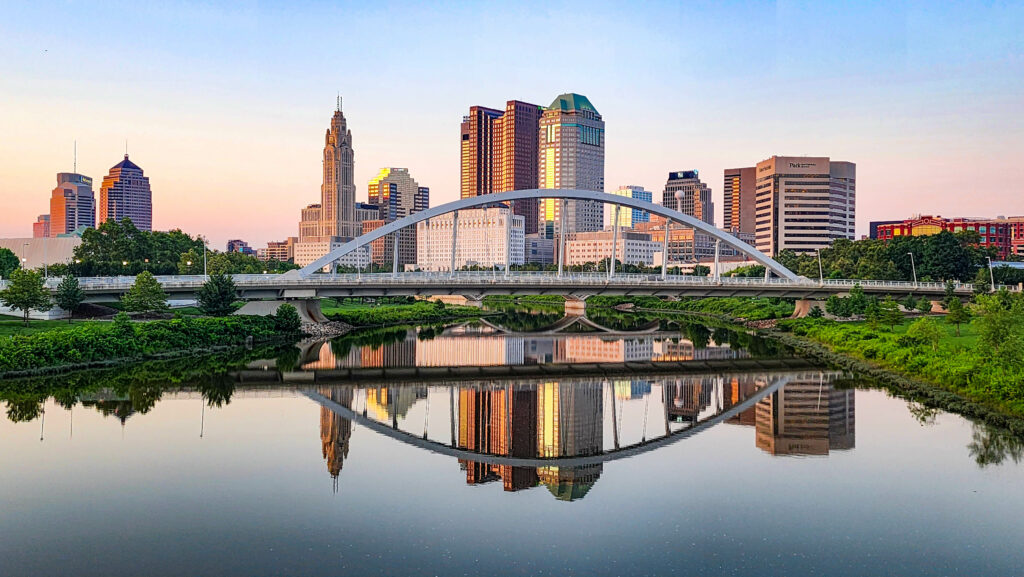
[1,0,1022,246]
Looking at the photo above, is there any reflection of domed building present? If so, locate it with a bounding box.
[455,381,605,501]
[319,388,354,491]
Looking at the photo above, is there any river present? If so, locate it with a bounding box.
[2,315,1022,576]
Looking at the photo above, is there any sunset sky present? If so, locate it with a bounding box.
[1,0,1022,248]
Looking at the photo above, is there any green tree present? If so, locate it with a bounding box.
[879,296,904,330]
[945,298,971,337]
[54,275,85,323]
[825,294,848,318]
[900,293,918,311]
[865,297,881,330]
[0,247,20,278]
[915,296,934,314]
[906,317,943,351]
[121,271,168,314]
[973,292,1024,360]
[112,311,135,337]
[808,306,824,318]
[848,284,868,315]
[178,248,203,275]
[942,279,957,310]
[973,266,992,295]
[692,265,711,277]
[196,273,237,316]
[274,303,302,332]
[0,269,51,326]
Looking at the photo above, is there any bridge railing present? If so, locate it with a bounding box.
[7,272,1014,293]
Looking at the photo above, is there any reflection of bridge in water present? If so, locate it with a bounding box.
[276,328,757,376]
[308,369,853,501]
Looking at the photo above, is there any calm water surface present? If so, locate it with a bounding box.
[2,323,1022,576]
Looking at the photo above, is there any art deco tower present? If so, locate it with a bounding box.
[321,97,357,240]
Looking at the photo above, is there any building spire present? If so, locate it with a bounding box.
[336,93,341,112]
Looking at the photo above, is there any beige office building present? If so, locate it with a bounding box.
[538,93,605,238]
[415,207,525,271]
[754,156,856,256]
[564,230,659,267]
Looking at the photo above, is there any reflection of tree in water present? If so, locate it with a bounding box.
[200,379,235,408]
[906,401,940,426]
[5,397,44,423]
[968,422,1024,468]
[683,323,711,349]
[483,311,565,333]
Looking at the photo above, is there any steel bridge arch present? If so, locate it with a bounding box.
[296,189,799,280]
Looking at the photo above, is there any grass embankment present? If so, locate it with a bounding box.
[587,295,794,321]
[320,298,486,328]
[775,317,1024,417]
[0,315,299,377]
[0,315,107,337]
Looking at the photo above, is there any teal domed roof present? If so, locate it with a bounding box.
[548,93,598,114]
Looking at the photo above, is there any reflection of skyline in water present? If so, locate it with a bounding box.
[299,328,749,371]
[313,372,853,501]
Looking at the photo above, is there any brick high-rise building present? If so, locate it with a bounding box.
[98,155,151,231]
[754,156,855,256]
[539,93,605,239]
[460,100,542,234]
[723,167,756,234]
[32,215,50,238]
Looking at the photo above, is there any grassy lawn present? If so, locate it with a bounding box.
[847,315,980,349]
[0,315,105,337]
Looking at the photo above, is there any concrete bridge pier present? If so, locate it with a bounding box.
[565,296,588,315]
[234,299,329,323]
[791,299,827,318]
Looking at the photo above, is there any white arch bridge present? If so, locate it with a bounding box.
[14,189,1007,310]
[295,188,799,280]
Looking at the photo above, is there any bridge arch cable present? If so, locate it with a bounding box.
[292,189,800,281]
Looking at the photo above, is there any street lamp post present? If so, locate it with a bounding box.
[907,252,917,287]
[203,239,208,279]
[816,248,824,285]
[986,256,995,292]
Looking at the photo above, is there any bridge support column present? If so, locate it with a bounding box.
[713,239,721,282]
[449,211,459,277]
[790,299,826,319]
[661,220,670,279]
[557,199,566,278]
[610,205,620,279]
[234,299,328,323]
[565,296,586,315]
[393,228,400,275]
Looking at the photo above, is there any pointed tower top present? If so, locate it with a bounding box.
[336,93,342,112]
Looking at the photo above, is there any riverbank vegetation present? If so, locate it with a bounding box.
[321,298,485,327]
[775,290,1024,416]
[588,295,794,321]
[0,308,303,377]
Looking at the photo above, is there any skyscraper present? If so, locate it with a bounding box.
[663,171,713,225]
[754,156,856,256]
[32,215,50,238]
[98,155,151,231]
[322,97,357,240]
[539,93,605,237]
[460,100,543,234]
[723,167,756,234]
[49,172,95,236]
[368,167,427,266]
[605,185,652,229]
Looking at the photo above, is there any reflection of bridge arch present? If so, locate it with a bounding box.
[297,189,799,280]
[475,315,661,335]
[302,372,834,468]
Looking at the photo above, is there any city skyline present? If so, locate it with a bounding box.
[2,1,1022,248]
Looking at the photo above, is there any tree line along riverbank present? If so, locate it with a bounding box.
[588,291,1024,426]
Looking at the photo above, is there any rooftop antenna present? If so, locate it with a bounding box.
[336,93,341,112]
[73,140,77,173]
